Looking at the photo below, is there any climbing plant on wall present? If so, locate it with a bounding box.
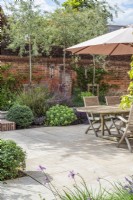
[72,65,107,91]
[0,64,26,110]
[120,56,133,108]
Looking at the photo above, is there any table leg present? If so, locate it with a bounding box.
[101,114,104,136]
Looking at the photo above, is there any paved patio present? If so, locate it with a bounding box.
[0,125,133,200]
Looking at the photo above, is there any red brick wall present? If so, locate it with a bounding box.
[103,57,130,95]
[0,55,76,96]
[0,55,131,96]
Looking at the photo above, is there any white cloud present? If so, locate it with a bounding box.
[105,0,133,25]
[113,7,133,25]
[0,0,58,13]
[1,0,133,25]
[34,0,57,12]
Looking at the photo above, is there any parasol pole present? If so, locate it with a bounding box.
[92,54,96,95]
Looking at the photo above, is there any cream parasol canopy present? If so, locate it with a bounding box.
[66,26,133,55]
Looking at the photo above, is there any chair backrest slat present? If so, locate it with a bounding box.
[105,96,120,106]
[83,96,99,107]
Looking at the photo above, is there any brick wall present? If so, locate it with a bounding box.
[103,56,130,95]
[0,55,77,96]
[0,55,131,96]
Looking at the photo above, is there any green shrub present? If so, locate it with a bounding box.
[72,87,93,107]
[17,86,50,117]
[46,105,77,126]
[80,91,93,98]
[0,139,26,181]
[7,104,34,128]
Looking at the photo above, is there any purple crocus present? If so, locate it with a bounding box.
[38,165,46,171]
[68,170,76,179]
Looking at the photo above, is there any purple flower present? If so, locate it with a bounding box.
[38,165,46,171]
[68,170,76,179]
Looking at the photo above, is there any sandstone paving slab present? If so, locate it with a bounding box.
[0,176,54,200]
[1,125,133,199]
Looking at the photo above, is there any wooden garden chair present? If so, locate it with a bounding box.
[117,105,133,152]
[105,96,121,134]
[105,96,120,106]
[83,96,101,137]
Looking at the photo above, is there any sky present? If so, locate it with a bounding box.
[0,0,133,25]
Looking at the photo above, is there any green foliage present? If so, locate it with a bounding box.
[0,64,24,111]
[120,95,133,109]
[7,104,34,128]
[80,91,93,98]
[62,0,95,10]
[46,105,77,126]
[72,65,109,102]
[72,65,107,91]
[120,56,133,108]
[3,0,116,58]
[128,70,133,80]
[0,139,26,181]
[39,167,133,200]
[3,0,117,58]
[62,0,115,21]
[44,6,109,51]
[0,64,24,90]
[72,87,93,106]
[60,183,133,200]
[99,83,111,104]
[17,86,50,117]
[0,87,16,111]
[3,0,43,56]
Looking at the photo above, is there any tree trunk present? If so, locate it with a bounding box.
[29,36,32,84]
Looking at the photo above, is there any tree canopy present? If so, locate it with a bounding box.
[42,2,114,51]
[3,0,45,56]
[62,0,115,20]
[2,0,116,55]
[2,0,117,84]
[62,0,100,10]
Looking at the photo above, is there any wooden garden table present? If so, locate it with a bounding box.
[77,105,130,136]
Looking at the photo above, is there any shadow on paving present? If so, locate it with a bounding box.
[15,126,133,161]
[1,125,132,161]
[0,176,48,200]
[0,191,32,200]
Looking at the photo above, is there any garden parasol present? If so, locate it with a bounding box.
[66,26,133,93]
[66,26,133,55]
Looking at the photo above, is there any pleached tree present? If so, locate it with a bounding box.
[2,0,58,84]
